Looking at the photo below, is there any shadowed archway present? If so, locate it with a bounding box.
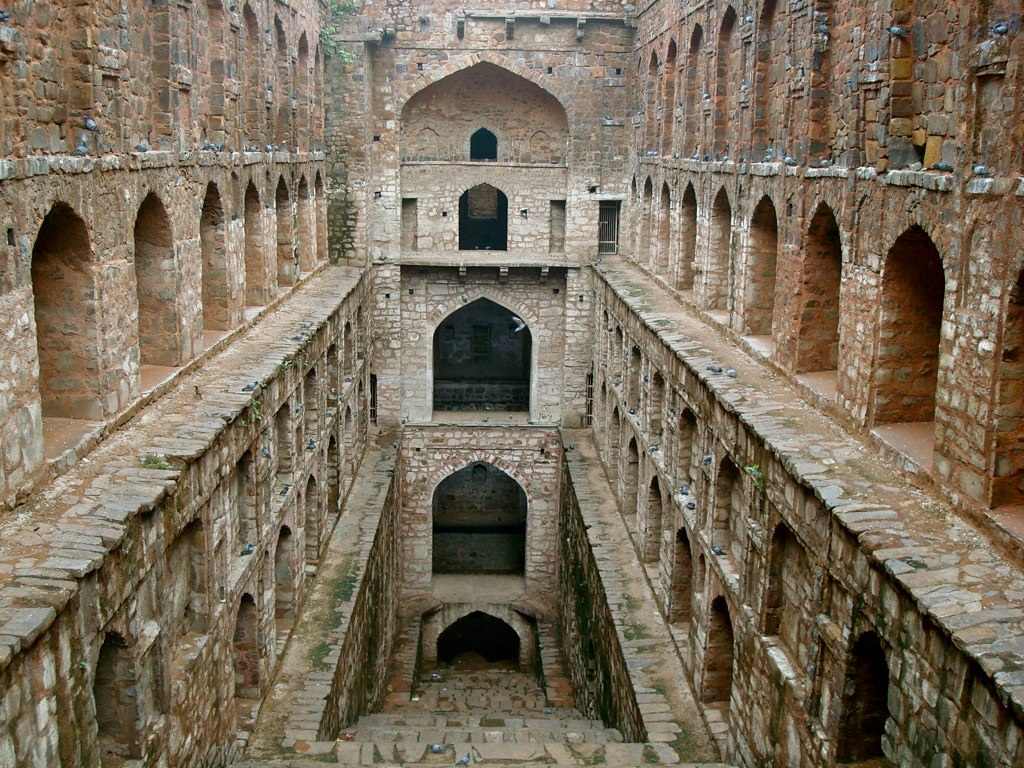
[432,462,527,575]
[437,611,521,667]
[433,298,532,412]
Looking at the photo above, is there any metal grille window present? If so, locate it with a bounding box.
[598,201,620,254]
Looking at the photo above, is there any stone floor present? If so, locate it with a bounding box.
[242,660,728,766]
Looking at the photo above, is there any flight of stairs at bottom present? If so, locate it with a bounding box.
[238,670,732,766]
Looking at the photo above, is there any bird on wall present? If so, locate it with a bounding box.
[511,316,527,333]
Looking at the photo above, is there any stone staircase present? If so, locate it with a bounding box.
[238,665,725,766]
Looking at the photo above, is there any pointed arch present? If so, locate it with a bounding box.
[703,596,735,712]
[706,187,733,314]
[244,181,268,306]
[133,192,184,367]
[753,0,779,155]
[296,33,310,151]
[644,475,664,563]
[796,203,843,375]
[639,177,654,265]
[241,4,261,145]
[677,183,698,290]
[743,196,779,336]
[684,25,704,156]
[670,528,694,624]
[714,7,738,155]
[432,297,532,413]
[836,632,890,762]
[713,456,741,559]
[275,176,295,286]
[200,182,231,333]
[31,202,103,420]
[432,462,528,575]
[873,225,945,426]
[657,182,672,272]
[644,53,660,153]
[296,175,315,272]
[661,40,678,156]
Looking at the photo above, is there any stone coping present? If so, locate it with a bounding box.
[595,256,1024,723]
[0,148,325,181]
[0,266,366,674]
[631,157,1001,194]
[249,435,399,754]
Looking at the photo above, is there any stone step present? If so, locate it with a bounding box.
[353,713,603,730]
[284,740,729,765]
[344,724,623,745]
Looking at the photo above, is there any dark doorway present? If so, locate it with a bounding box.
[459,184,508,250]
[433,298,531,412]
[438,612,520,666]
[470,128,498,160]
[433,462,527,574]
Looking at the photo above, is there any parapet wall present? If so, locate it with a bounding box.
[591,257,1024,767]
[558,454,647,743]
[0,266,371,768]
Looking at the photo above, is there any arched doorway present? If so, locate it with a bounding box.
[459,184,508,250]
[437,611,521,668]
[133,193,183,368]
[432,463,527,575]
[432,298,531,413]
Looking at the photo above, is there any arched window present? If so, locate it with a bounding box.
[459,184,508,250]
[432,463,527,575]
[470,128,498,160]
[433,298,531,412]
[628,346,642,411]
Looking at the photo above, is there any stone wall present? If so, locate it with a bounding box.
[317,441,402,740]
[558,453,647,743]
[397,266,572,424]
[591,260,1024,767]
[624,0,1024,523]
[397,424,563,615]
[0,267,372,768]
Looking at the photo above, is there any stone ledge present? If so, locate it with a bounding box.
[595,256,1024,723]
[0,266,367,674]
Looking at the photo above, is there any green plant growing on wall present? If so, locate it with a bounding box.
[320,0,359,63]
[744,463,765,490]
[140,454,172,470]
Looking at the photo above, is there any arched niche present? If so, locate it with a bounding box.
[432,462,527,576]
[400,62,567,163]
[459,183,508,251]
[432,298,532,413]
